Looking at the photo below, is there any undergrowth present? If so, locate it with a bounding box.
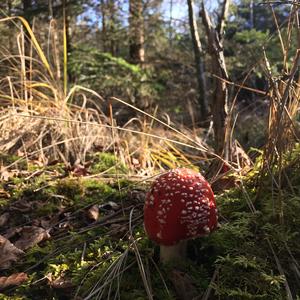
[0,148,300,299]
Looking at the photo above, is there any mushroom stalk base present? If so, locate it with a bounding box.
[160,240,187,264]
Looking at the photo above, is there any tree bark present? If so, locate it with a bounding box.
[7,0,13,50]
[63,0,73,84]
[48,0,53,18]
[187,0,209,122]
[217,0,230,40]
[22,0,32,74]
[250,0,254,29]
[100,0,107,52]
[23,0,32,17]
[129,0,145,64]
[108,0,117,56]
[201,1,230,157]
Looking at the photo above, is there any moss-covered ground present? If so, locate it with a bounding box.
[0,151,300,300]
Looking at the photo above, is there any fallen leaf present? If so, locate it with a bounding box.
[0,212,9,227]
[14,226,51,251]
[10,198,33,213]
[3,227,23,240]
[0,167,19,181]
[99,201,120,212]
[127,189,146,203]
[132,157,140,167]
[0,168,11,181]
[49,276,73,289]
[72,164,88,177]
[39,218,53,229]
[169,269,198,300]
[87,205,99,221]
[109,223,128,237]
[0,189,10,198]
[0,273,28,290]
[0,235,24,270]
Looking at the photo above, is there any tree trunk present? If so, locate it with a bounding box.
[217,0,230,41]
[22,0,32,58]
[169,0,173,46]
[48,0,53,18]
[100,0,107,52]
[250,0,254,29]
[201,1,230,158]
[129,0,145,64]
[108,0,117,56]
[187,0,209,122]
[63,0,73,85]
[23,0,32,18]
[7,0,13,50]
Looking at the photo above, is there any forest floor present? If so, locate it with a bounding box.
[0,150,300,300]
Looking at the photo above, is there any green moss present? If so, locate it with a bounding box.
[3,146,300,299]
[0,295,27,300]
[0,199,9,208]
[89,152,128,175]
[0,154,27,170]
[55,178,84,200]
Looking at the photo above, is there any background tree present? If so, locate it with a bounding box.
[201,0,230,157]
[187,0,208,122]
[129,0,145,64]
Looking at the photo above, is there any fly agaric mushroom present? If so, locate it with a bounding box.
[144,168,218,263]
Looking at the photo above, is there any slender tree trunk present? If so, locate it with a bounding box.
[129,0,145,64]
[63,0,73,84]
[187,0,209,121]
[108,0,117,56]
[201,1,230,157]
[169,0,173,46]
[48,0,53,18]
[100,0,107,52]
[217,0,230,41]
[250,0,254,29]
[7,0,13,50]
[48,0,61,81]
[23,0,32,18]
[22,0,32,59]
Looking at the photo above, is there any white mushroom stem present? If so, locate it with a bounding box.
[160,240,187,263]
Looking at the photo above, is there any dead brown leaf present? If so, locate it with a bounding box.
[50,276,73,289]
[0,212,9,227]
[0,272,28,290]
[3,227,23,240]
[0,167,19,181]
[72,164,88,177]
[132,157,140,167]
[14,226,51,251]
[99,201,120,212]
[0,189,10,198]
[169,269,199,300]
[108,223,128,237]
[10,198,33,213]
[87,205,99,221]
[0,235,24,270]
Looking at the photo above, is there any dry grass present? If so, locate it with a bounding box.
[0,17,213,180]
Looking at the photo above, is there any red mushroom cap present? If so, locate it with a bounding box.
[144,168,218,246]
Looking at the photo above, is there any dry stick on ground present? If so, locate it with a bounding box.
[201,1,230,159]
